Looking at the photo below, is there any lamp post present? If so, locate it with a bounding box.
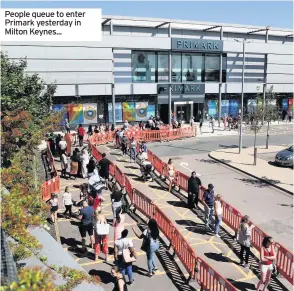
[234,39,250,154]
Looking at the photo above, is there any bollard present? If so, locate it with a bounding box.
[254,147,257,165]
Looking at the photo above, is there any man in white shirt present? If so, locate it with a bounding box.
[58,136,67,153]
[63,186,73,217]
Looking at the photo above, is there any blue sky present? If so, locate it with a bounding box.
[2,1,293,28]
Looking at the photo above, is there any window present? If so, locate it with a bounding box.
[171,53,182,82]
[182,53,203,82]
[132,51,156,83]
[205,54,220,82]
[158,52,169,82]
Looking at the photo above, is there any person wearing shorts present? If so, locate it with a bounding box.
[78,200,95,252]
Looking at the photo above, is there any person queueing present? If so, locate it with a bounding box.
[111,185,123,223]
[214,194,223,238]
[49,193,58,223]
[256,236,276,291]
[187,171,202,209]
[203,183,215,230]
[98,153,111,188]
[87,125,93,137]
[61,151,69,179]
[81,149,90,178]
[87,158,98,178]
[167,159,176,192]
[132,219,160,277]
[63,186,73,218]
[114,229,136,286]
[129,137,136,163]
[77,124,85,147]
[58,136,67,159]
[94,206,109,262]
[78,200,95,251]
[121,133,128,156]
[70,149,79,180]
[238,215,255,268]
[111,266,128,291]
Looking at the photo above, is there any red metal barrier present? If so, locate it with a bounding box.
[90,143,102,161]
[275,243,294,285]
[221,200,242,234]
[132,189,155,218]
[196,257,236,291]
[125,176,133,201]
[64,133,72,155]
[41,176,60,201]
[176,171,189,192]
[154,207,175,242]
[115,166,125,187]
[250,226,270,253]
[109,162,115,178]
[172,226,197,279]
[147,150,154,164]
[153,154,164,176]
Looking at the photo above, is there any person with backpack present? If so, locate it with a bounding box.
[132,219,160,277]
[238,215,255,268]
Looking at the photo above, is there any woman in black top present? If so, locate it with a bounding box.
[87,125,93,136]
[111,266,128,291]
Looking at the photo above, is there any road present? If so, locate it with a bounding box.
[148,126,293,250]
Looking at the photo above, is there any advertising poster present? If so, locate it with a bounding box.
[208,100,217,117]
[221,100,229,117]
[247,99,257,113]
[108,103,123,123]
[289,98,293,112]
[135,102,148,121]
[83,103,97,124]
[122,102,136,121]
[229,100,239,118]
[282,99,288,111]
[147,104,156,118]
[68,104,84,125]
[52,104,66,125]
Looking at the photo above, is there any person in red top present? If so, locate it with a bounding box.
[256,236,276,291]
[77,124,85,147]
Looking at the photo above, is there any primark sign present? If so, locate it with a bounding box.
[157,84,205,95]
[172,38,223,52]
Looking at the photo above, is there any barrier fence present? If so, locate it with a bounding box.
[90,142,237,291]
[46,142,58,177]
[41,176,60,201]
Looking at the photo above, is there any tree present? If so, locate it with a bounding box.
[248,105,263,165]
[263,86,280,149]
[1,51,59,163]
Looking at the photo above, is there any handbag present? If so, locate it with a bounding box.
[141,230,150,252]
[122,248,136,263]
[96,221,109,235]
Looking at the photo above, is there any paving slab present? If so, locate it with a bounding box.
[209,145,293,193]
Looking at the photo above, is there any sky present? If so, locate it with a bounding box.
[2,1,293,29]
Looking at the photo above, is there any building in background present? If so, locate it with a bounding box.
[2,15,293,124]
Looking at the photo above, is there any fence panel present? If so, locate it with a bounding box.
[275,243,294,285]
[196,257,237,291]
[176,171,189,192]
[154,207,175,243]
[41,176,60,201]
[115,166,125,187]
[153,154,164,176]
[109,162,115,178]
[221,201,242,234]
[172,227,197,279]
[250,226,271,253]
[125,176,133,202]
[132,189,155,218]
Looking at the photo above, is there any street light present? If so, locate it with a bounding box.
[234,39,250,154]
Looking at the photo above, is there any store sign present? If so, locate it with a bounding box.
[172,38,223,52]
[157,84,205,95]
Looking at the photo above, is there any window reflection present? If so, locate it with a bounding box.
[158,52,169,82]
[182,54,203,82]
[205,54,220,82]
[171,53,181,82]
[132,52,156,83]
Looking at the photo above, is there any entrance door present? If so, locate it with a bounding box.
[175,103,192,123]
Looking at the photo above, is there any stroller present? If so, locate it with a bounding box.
[140,161,153,182]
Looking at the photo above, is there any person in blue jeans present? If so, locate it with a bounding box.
[114,229,137,286]
[214,194,223,238]
[133,219,160,277]
[129,137,137,163]
[203,184,215,230]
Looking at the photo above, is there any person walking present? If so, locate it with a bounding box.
[111,266,128,291]
[114,229,136,286]
[238,215,255,268]
[113,207,125,241]
[132,219,160,277]
[123,120,129,130]
[111,185,123,223]
[167,158,176,192]
[87,125,93,137]
[187,171,202,209]
[211,116,215,133]
[214,194,223,238]
[199,120,203,135]
[58,136,67,156]
[98,153,111,187]
[129,137,136,163]
[121,134,128,156]
[70,149,79,180]
[65,118,70,133]
[63,186,73,218]
[94,206,109,262]
[78,200,95,252]
[77,124,85,147]
[49,193,58,223]
[87,158,98,178]
[256,236,276,291]
[203,184,215,229]
[81,149,90,178]
[61,152,69,179]
[288,109,292,123]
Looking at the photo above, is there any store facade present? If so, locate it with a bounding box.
[2,15,293,125]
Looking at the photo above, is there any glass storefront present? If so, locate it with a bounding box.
[131,51,227,83]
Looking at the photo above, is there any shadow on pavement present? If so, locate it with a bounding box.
[60,236,81,247]
[204,252,232,263]
[149,184,164,190]
[227,279,256,290]
[167,201,187,208]
[89,269,114,284]
[235,177,272,188]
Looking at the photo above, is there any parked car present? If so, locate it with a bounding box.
[275,145,293,167]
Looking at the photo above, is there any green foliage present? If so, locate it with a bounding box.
[9,243,33,263]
